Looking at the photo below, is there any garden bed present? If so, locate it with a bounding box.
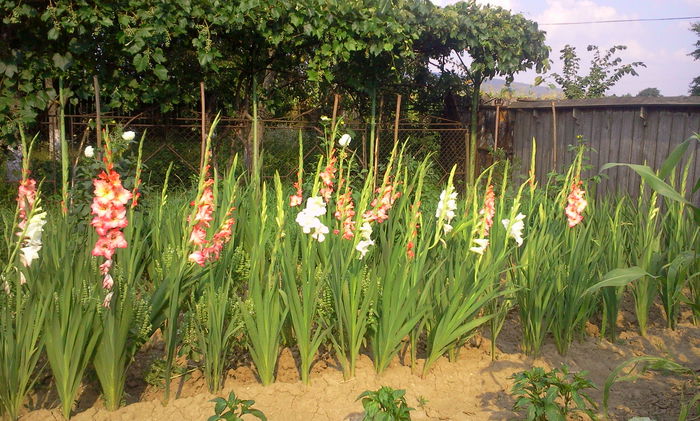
[20,309,699,421]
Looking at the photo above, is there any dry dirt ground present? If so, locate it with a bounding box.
[20,307,700,421]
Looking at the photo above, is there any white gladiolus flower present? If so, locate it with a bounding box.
[296,196,329,242]
[469,238,489,255]
[304,196,327,217]
[355,221,374,259]
[338,134,352,147]
[84,146,95,158]
[18,211,47,267]
[356,239,374,258]
[502,212,526,246]
[122,131,136,141]
[311,224,329,242]
[436,188,458,234]
[20,245,41,267]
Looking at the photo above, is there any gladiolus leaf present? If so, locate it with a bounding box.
[600,163,690,205]
[584,267,651,294]
[658,137,693,180]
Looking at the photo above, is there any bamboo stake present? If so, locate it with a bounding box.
[200,82,206,171]
[393,94,402,146]
[551,101,557,171]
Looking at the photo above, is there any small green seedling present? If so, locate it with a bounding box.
[510,364,598,421]
[208,391,267,421]
[357,386,414,421]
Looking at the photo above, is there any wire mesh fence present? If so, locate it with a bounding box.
[38,110,478,190]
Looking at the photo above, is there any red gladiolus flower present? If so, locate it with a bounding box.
[290,182,303,207]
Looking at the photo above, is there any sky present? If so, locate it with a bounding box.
[431,0,700,96]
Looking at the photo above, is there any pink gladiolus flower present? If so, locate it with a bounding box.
[99,259,112,275]
[189,250,207,266]
[102,292,114,308]
[362,182,400,224]
[479,185,496,235]
[319,154,337,202]
[90,155,133,290]
[188,179,236,266]
[102,274,114,290]
[334,189,356,240]
[565,180,587,228]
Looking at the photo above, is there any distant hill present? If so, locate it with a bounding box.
[481,78,563,99]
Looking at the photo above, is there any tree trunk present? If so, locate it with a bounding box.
[46,78,60,161]
[468,80,481,184]
[5,144,22,182]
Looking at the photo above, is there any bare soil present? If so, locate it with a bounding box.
[20,308,700,421]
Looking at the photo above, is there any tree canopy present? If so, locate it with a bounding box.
[689,22,700,96]
[544,45,645,99]
[0,0,550,148]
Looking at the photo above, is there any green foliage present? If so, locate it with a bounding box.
[689,22,700,96]
[208,391,267,421]
[545,45,645,99]
[357,386,414,421]
[510,365,598,421]
[637,87,661,97]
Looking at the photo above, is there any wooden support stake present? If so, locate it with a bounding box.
[494,104,500,151]
[551,101,557,171]
[393,94,401,146]
[200,82,206,171]
[331,93,340,134]
[94,76,102,150]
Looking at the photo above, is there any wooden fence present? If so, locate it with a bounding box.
[483,97,700,202]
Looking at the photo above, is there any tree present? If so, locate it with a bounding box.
[637,87,661,97]
[545,45,645,99]
[420,1,550,182]
[689,22,700,96]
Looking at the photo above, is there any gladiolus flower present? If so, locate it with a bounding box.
[102,292,114,308]
[122,131,135,141]
[565,180,587,228]
[479,185,496,235]
[17,210,46,267]
[102,274,114,290]
[355,222,374,259]
[90,163,132,287]
[84,146,95,158]
[319,154,337,202]
[363,183,400,224]
[469,238,489,255]
[338,134,351,147]
[436,188,457,234]
[187,179,237,266]
[502,213,526,247]
[290,182,303,207]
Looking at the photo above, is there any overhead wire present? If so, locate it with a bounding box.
[540,16,700,25]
